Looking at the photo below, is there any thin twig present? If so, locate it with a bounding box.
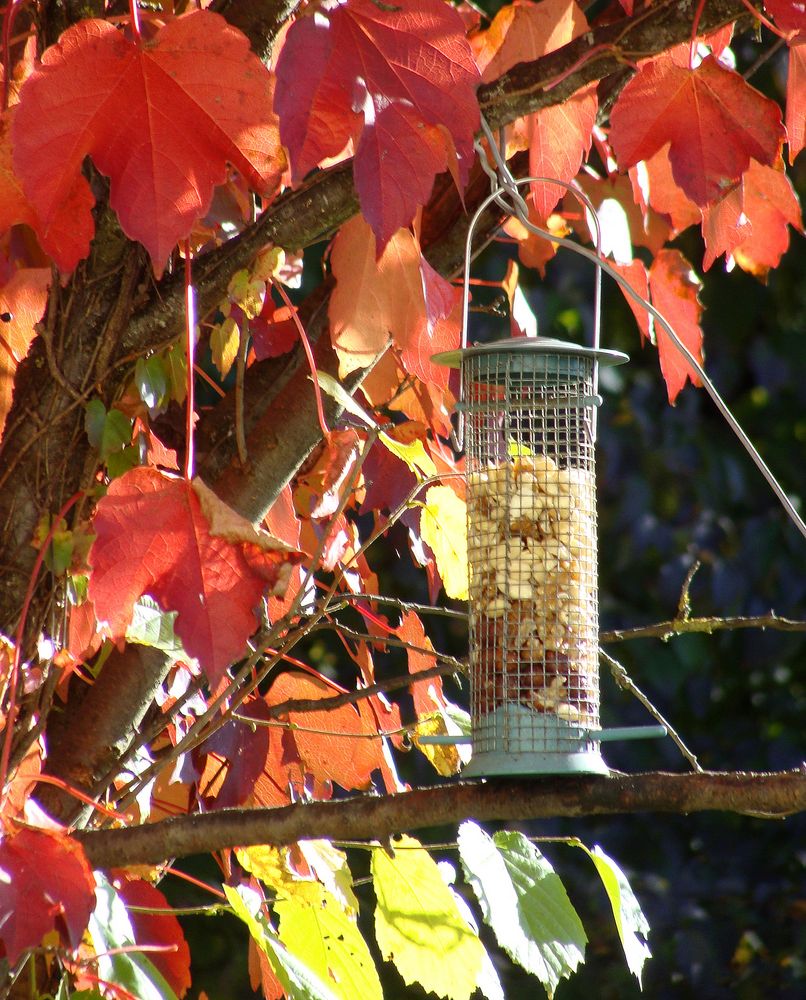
[235,320,248,466]
[601,649,702,772]
[600,613,806,643]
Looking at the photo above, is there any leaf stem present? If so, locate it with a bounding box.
[184,242,196,480]
[128,0,143,41]
[271,278,329,439]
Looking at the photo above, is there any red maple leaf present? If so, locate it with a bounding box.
[786,37,806,165]
[610,54,784,206]
[265,671,386,792]
[764,0,806,32]
[649,250,704,404]
[630,147,701,235]
[0,108,92,271]
[703,159,803,277]
[115,878,191,998]
[478,0,597,218]
[12,11,285,274]
[88,467,296,687]
[0,827,95,964]
[250,298,298,360]
[275,0,480,250]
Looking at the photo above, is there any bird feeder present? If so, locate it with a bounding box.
[434,338,634,775]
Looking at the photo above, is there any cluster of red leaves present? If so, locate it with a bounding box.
[0,0,804,989]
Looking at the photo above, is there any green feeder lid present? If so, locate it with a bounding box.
[432,336,629,369]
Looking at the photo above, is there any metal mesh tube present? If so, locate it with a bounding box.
[464,350,600,761]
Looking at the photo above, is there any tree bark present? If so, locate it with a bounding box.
[75,768,806,869]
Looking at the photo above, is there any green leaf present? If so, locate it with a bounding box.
[89,875,179,1000]
[84,399,134,461]
[316,370,378,428]
[458,822,586,998]
[225,884,339,1000]
[165,341,188,405]
[419,485,468,600]
[135,355,168,409]
[573,843,651,984]
[126,596,185,657]
[275,881,382,1000]
[372,834,483,1000]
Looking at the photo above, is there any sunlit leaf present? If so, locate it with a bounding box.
[225,884,338,1000]
[372,834,483,999]
[571,843,651,985]
[275,882,382,1000]
[458,823,586,997]
[419,485,468,599]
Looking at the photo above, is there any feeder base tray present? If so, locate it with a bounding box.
[463,704,610,777]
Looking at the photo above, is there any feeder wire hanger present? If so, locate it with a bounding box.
[464,113,806,544]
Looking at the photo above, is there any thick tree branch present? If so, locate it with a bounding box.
[75,769,806,869]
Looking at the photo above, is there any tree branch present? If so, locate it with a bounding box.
[601,614,806,643]
[75,768,806,869]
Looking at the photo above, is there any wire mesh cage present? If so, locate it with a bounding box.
[435,338,628,776]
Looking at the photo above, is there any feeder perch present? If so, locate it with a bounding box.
[432,337,664,776]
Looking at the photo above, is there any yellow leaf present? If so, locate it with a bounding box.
[227,267,266,319]
[253,246,286,282]
[379,431,437,479]
[275,882,382,1000]
[298,840,359,915]
[372,835,483,1000]
[413,714,461,776]
[211,315,240,379]
[236,844,298,892]
[420,485,468,599]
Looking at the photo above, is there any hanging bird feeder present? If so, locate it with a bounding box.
[426,147,667,776]
[434,337,641,775]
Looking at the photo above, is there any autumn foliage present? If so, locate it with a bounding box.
[0,0,803,996]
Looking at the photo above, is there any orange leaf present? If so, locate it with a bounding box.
[611,54,784,206]
[0,267,49,441]
[329,215,458,387]
[265,671,385,792]
[702,159,802,277]
[12,12,285,274]
[613,259,651,345]
[478,0,596,217]
[478,0,588,80]
[397,610,445,716]
[88,467,296,686]
[786,37,806,164]
[649,250,704,404]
